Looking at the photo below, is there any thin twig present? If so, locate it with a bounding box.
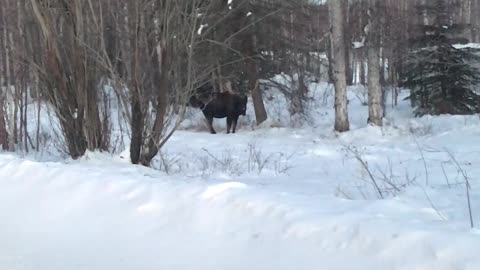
[347,146,384,199]
[413,137,429,185]
[420,186,447,222]
[202,147,225,167]
[440,162,451,188]
[445,148,474,229]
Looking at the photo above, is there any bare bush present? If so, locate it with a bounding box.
[444,148,475,228]
[154,151,185,176]
[200,148,242,176]
[342,145,416,199]
[247,141,273,174]
[197,142,294,178]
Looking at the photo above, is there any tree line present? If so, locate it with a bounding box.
[0,0,479,166]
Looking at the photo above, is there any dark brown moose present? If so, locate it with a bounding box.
[189,83,248,134]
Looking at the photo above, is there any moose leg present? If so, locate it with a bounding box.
[232,116,239,133]
[226,117,233,134]
[206,116,216,134]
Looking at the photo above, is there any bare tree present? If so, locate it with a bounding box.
[0,100,6,150]
[215,0,270,125]
[109,0,221,166]
[244,24,268,126]
[29,0,110,158]
[329,0,350,132]
[1,0,17,151]
[366,0,383,126]
[471,0,480,42]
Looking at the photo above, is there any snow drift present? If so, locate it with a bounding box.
[0,151,479,270]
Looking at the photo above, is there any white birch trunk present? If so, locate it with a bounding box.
[366,1,383,126]
[328,0,350,132]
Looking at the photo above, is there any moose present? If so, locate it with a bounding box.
[189,82,248,134]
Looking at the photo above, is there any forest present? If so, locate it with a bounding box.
[0,0,479,165]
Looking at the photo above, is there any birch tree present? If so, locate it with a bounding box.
[366,0,383,126]
[328,0,350,132]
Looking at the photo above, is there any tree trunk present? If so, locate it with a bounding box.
[18,0,28,152]
[35,72,41,151]
[359,49,366,85]
[3,1,15,151]
[343,0,354,86]
[472,0,480,42]
[326,41,334,84]
[129,91,143,164]
[366,0,383,126]
[246,33,267,126]
[85,77,106,152]
[290,70,308,115]
[6,88,15,152]
[329,0,350,132]
[139,45,169,167]
[0,98,7,150]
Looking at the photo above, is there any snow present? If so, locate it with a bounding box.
[197,24,208,35]
[353,41,365,49]
[454,43,480,49]
[1,79,480,269]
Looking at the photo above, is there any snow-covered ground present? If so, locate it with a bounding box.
[1,81,480,269]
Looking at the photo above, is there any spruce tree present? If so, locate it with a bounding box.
[401,0,480,116]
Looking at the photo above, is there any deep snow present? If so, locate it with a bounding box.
[1,81,480,269]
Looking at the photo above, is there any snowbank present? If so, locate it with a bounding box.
[1,150,479,269]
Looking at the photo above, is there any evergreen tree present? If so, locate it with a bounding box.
[401,0,480,116]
